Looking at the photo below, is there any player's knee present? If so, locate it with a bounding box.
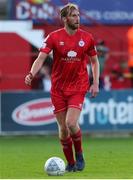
[60,126,68,134]
[59,125,69,139]
[66,119,77,131]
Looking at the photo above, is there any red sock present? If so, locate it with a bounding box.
[71,129,82,154]
[60,136,75,165]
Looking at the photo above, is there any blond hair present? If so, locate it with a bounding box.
[60,3,79,19]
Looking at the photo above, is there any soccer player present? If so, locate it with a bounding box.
[25,3,99,172]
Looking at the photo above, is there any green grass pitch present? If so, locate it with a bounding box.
[0,135,133,179]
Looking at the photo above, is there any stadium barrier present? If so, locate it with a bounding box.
[0,89,133,135]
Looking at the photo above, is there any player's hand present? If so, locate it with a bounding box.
[25,72,34,86]
[89,83,99,98]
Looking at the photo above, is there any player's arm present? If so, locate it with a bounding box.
[25,32,53,86]
[90,55,100,85]
[25,52,48,86]
[89,55,100,98]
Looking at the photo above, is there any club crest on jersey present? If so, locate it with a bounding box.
[79,40,85,47]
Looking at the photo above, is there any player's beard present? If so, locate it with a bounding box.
[67,20,79,30]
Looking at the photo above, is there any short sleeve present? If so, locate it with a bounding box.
[40,34,53,54]
[87,35,97,57]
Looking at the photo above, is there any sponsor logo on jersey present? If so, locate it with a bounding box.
[12,98,56,126]
[61,51,80,62]
[78,40,85,47]
[67,50,77,57]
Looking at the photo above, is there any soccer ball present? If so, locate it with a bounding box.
[44,157,65,176]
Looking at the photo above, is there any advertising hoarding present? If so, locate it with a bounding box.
[1,90,133,134]
[8,0,133,25]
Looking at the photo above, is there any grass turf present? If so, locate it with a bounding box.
[0,135,133,179]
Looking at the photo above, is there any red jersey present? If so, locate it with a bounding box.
[40,28,97,93]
